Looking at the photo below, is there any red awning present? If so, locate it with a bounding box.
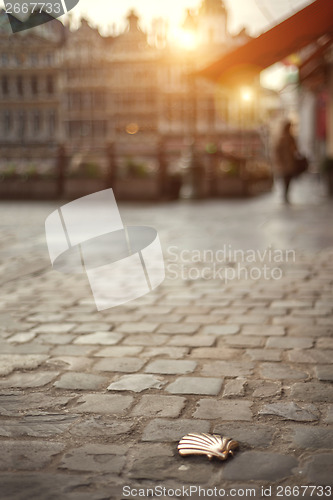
[197,0,333,84]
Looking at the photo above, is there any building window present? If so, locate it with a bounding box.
[18,111,26,139]
[3,111,12,134]
[33,111,41,133]
[1,53,9,66]
[49,111,56,135]
[17,76,23,95]
[2,76,9,95]
[46,75,54,94]
[30,53,38,66]
[31,76,38,95]
[45,53,53,65]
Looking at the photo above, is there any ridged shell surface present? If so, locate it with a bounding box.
[178,433,239,461]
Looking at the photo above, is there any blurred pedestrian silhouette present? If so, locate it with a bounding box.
[274,120,298,204]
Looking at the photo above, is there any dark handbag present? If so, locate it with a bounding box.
[293,154,308,176]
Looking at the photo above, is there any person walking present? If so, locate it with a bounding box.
[274,120,298,204]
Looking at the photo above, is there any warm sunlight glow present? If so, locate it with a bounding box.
[240,87,253,103]
[172,28,198,50]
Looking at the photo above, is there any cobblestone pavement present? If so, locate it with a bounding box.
[0,176,332,500]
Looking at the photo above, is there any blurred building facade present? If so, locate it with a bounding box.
[0,0,274,180]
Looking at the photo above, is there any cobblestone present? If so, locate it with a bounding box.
[0,441,65,470]
[291,427,333,449]
[291,382,333,402]
[0,184,332,491]
[0,371,59,388]
[107,374,165,392]
[193,399,252,420]
[131,395,186,417]
[259,402,319,421]
[221,451,298,481]
[259,362,309,380]
[303,453,333,486]
[72,393,133,414]
[58,444,128,473]
[144,359,197,374]
[166,377,223,395]
[141,419,210,441]
[54,372,108,390]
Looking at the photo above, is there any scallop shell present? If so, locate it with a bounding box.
[178,432,239,461]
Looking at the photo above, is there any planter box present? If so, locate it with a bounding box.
[214,177,248,197]
[0,179,57,199]
[115,177,161,201]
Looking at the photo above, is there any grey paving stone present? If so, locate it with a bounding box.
[317,337,333,349]
[74,331,123,345]
[303,453,333,486]
[184,314,225,324]
[107,374,165,392]
[131,395,186,417]
[325,405,333,424]
[51,345,96,356]
[315,365,333,381]
[141,346,190,358]
[117,322,159,333]
[0,473,98,500]
[266,337,314,349]
[271,300,312,308]
[0,392,77,417]
[246,349,282,361]
[94,357,146,373]
[145,359,197,375]
[166,377,222,395]
[287,349,332,363]
[291,381,333,402]
[291,427,333,449]
[0,371,59,388]
[58,444,128,473]
[46,356,93,371]
[69,416,134,437]
[190,347,240,359]
[242,325,285,336]
[202,325,240,335]
[226,315,267,325]
[223,378,246,397]
[194,399,252,420]
[32,323,76,333]
[123,334,168,346]
[260,363,308,380]
[72,323,111,333]
[223,335,264,348]
[0,354,48,376]
[259,402,319,422]
[141,418,210,442]
[8,332,37,343]
[251,381,282,398]
[201,361,254,377]
[0,342,51,354]
[35,333,74,345]
[0,441,65,470]
[54,372,108,390]
[213,423,275,448]
[94,346,143,357]
[157,323,199,334]
[168,335,216,347]
[288,325,332,337]
[72,393,133,414]
[0,414,78,437]
[221,451,298,481]
[145,314,184,323]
